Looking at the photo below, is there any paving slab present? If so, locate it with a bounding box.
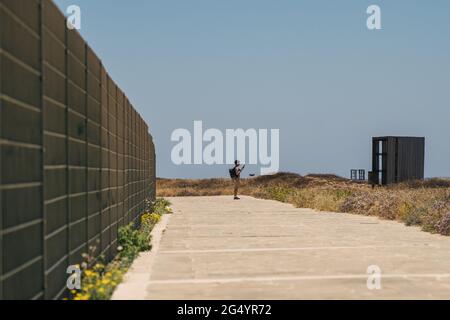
[114,196,450,300]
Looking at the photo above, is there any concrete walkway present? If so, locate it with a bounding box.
[113,196,450,300]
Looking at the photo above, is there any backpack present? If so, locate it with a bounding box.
[229,167,237,179]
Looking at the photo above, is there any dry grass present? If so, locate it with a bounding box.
[157,173,450,236]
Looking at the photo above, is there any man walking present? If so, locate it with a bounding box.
[230,160,245,200]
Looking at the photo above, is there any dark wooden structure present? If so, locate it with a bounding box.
[371,137,425,185]
[0,0,156,299]
[350,169,366,181]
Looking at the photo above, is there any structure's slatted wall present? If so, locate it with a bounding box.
[107,77,117,260]
[0,0,43,300]
[397,137,425,182]
[100,68,110,261]
[67,17,87,271]
[42,0,67,300]
[381,139,388,185]
[372,136,425,185]
[124,98,130,225]
[117,90,124,231]
[0,0,155,300]
[0,0,3,302]
[86,44,102,262]
[385,138,396,185]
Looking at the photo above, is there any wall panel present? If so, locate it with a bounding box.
[1,0,155,300]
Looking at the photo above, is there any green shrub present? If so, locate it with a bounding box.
[152,198,173,215]
[264,185,295,203]
[333,189,353,201]
[154,198,171,208]
[291,189,314,208]
[118,224,148,263]
[70,261,124,300]
[421,197,450,234]
[404,207,426,226]
[285,188,352,212]
[315,189,353,212]
[261,183,448,235]
[142,212,161,225]
[70,197,173,300]
[397,201,414,219]
[436,212,450,236]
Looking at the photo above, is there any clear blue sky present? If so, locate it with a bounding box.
[55,0,450,178]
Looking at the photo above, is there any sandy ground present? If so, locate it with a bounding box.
[113,196,450,300]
